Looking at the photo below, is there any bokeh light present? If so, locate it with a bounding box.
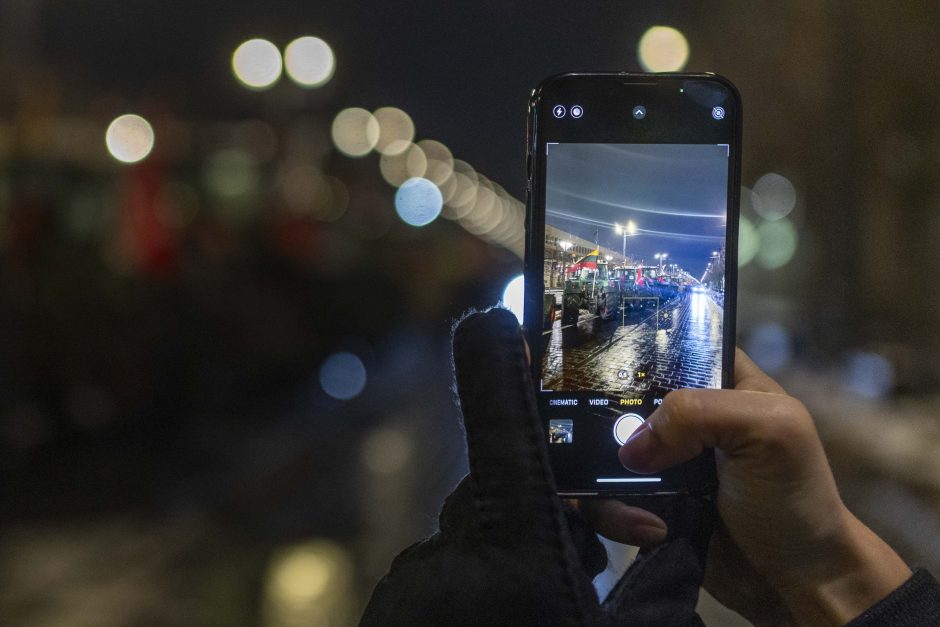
[637,26,689,72]
[204,148,260,201]
[277,163,327,215]
[379,142,426,187]
[105,114,155,164]
[459,176,508,238]
[502,212,525,250]
[324,176,350,221]
[270,542,337,600]
[738,216,759,267]
[284,36,335,87]
[373,107,415,156]
[458,176,496,233]
[442,160,479,220]
[394,177,442,227]
[436,168,458,204]
[417,139,454,186]
[479,183,512,239]
[232,38,283,90]
[843,351,895,399]
[501,274,525,324]
[330,108,379,157]
[756,217,798,269]
[745,322,793,372]
[753,173,797,221]
[442,173,476,218]
[276,164,348,222]
[263,540,354,627]
[319,352,367,400]
[361,427,413,475]
[203,149,261,226]
[469,193,522,235]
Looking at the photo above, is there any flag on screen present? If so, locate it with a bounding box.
[567,249,599,274]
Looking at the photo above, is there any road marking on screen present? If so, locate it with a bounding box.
[544,321,587,335]
[596,477,662,483]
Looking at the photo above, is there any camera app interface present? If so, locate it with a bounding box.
[540,143,728,410]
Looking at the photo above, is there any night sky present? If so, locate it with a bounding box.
[546,143,727,277]
[27,0,693,192]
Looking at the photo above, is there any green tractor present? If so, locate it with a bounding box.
[561,260,621,324]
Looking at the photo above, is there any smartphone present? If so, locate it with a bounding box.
[523,73,741,496]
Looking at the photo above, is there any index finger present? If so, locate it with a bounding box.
[452,308,562,546]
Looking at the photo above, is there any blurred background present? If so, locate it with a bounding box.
[2,2,940,625]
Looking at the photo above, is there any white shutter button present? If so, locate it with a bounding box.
[613,413,645,445]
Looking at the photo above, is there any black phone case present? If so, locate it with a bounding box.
[523,72,742,496]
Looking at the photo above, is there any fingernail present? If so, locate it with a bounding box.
[619,421,654,470]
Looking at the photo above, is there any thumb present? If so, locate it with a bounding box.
[733,348,787,394]
[618,387,810,473]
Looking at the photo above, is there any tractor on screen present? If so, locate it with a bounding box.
[560,250,621,324]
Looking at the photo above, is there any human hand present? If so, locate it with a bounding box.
[361,308,714,626]
[611,348,911,625]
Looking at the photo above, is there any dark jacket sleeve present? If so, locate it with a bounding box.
[846,569,940,626]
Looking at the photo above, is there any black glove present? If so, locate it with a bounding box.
[361,307,715,626]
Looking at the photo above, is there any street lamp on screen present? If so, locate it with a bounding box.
[614,220,637,262]
[559,240,573,286]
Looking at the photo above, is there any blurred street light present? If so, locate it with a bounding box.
[753,172,796,221]
[319,352,367,400]
[738,216,759,267]
[756,218,798,269]
[284,36,335,87]
[232,38,283,90]
[263,540,354,627]
[331,108,379,157]
[379,142,426,187]
[373,107,415,156]
[395,177,442,227]
[105,114,154,164]
[638,26,689,72]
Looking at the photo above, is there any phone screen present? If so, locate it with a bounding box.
[524,74,741,495]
